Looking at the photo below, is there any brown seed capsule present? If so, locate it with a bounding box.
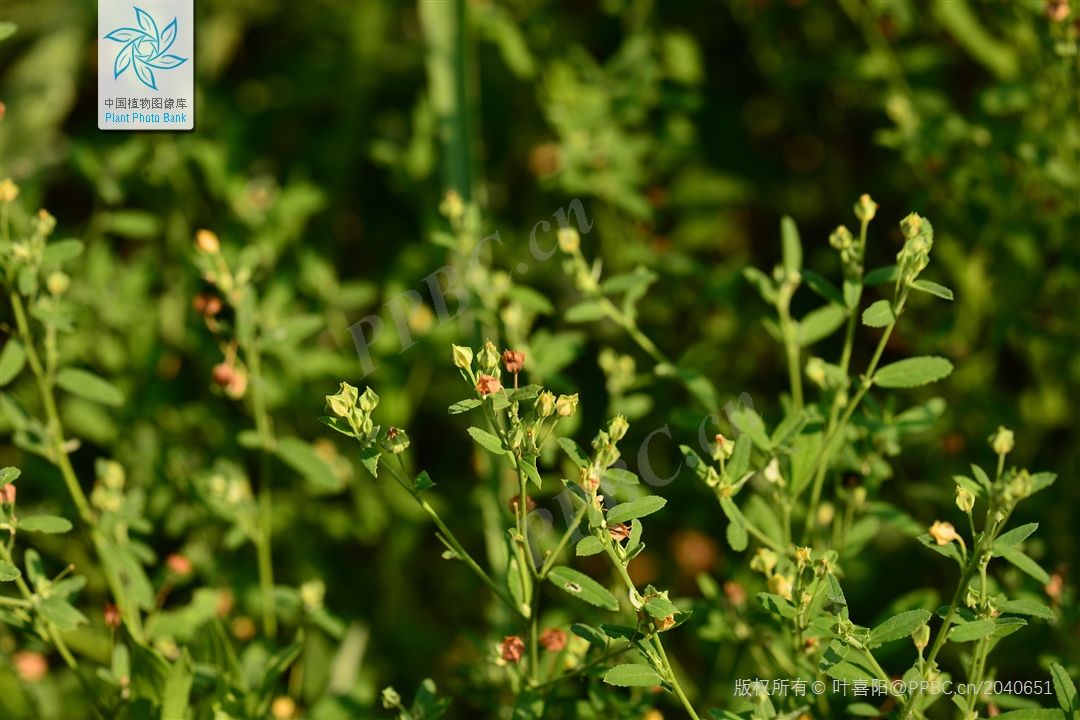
[723,581,747,606]
[502,349,525,374]
[103,603,122,629]
[539,628,567,652]
[509,494,536,514]
[212,363,236,387]
[476,374,503,396]
[167,553,193,575]
[193,294,223,316]
[500,636,526,663]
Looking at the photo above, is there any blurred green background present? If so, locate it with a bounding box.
[1,0,1077,717]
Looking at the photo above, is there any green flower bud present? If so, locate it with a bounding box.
[912,623,930,652]
[990,426,1015,456]
[358,387,379,413]
[535,390,556,418]
[749,548,778,575]
[557,227,580,253]
[47,271,70,296]
[508,425,524,450]
[452,344,474,370]
[608,415,629,442]
[854,194,878,222]
[477,340,499,372]
[555,393,579,418]
[381,686,403,710]
[829,225,854,250]
[327,382,359,418]
[955,486,975,513]
[300,579,326,612]
[806,357,827,387]
[381,426,410,455]
[900,213,922,240]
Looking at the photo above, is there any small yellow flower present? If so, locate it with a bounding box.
[195,229,220,254]
[929,520,960,546]
[0,178,20,203]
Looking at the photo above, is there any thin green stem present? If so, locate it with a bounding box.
[532,643,634,690]
[776,283,803,410]
[653,634,700,720]
[538,502,588,579]
[0,595,32,607]
[246,344,277,640]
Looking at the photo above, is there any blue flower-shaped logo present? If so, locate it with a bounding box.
[103,7,188,91]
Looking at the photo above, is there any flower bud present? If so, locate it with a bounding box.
[381,687,402,709]
[500,636,526,663]
[955,486,975,513]
[452,344,473,370]
[300,579,326,612]
[381,427,410,455]
[502,349,525,374]
[557,227,580,253]
[535,390,555,418]
[900,213,922,240]
[608,415,629,442]
[193,294,223,316]
[750,548,778,575]
[166,553,193,575]
[46,271,70,296]
[477,340,499,371]
[539,628,567,652]
[326,382,359,418]
[0,483,15,504]
[929,520,960,546]
[912,622,930,652]
[806,357,827,387]
[989,426,1014,456]
[476,374,503,396]
[358,387,379,413]
[829,225,854,250]
[440,191,464,221]
[555,393,578,418]
[768,573,794,601]
[0,178,19,203]
[195,229,220,254]
[103,603,122,629]
[763,458,784,486]
[854,194,878,222]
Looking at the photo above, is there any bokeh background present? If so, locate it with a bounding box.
[1,0,1077,717]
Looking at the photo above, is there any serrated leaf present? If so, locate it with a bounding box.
[274,437,340,493]
[800,269,845,307]
[874,357,954,388]
[359,447,380,478]
[798,305,847,346]
[521,459,543,489]
[0,559,20,581]
[607,496,667,525]
[55,368,124,407]
[467,427,506,455]
[997,599,1054,619]
[557,437,589,468]
[18,516,73,534]
[1050,662,1079,720]
[868,609,931,647]
[911,279,954,300]
[448,398,482,414]
[757,592,797,618]
[0,340,26,387]
[571,623,607,648]
[576,536,604,556]
[564,301,606,323]
[949,619,996,642]
[642,594,679,619]
[36,596,89,630]
[992,523,1038,555]
[918,533,964,565]
[998,546,1050,584]
[603,663,663,687]
[781,215,802,274]
[819,639,850,673]
[865,265,898,285]
[547,567,618,611]
[862,299,895,328]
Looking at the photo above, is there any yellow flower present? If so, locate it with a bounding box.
[0,178,20,203]
[929,520,960,546]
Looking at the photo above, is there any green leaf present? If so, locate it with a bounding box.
[36,596,90,630]
[18,516,73,534]
[911,279,954,300]
[547,567,618,611]
[642,594,679,619]
[161,649,194,720]
[918,533,964,565]
[798,305,847,347]
[997,599,1054,619]
[0,467,20,488]
[874,357,954,388]
[606,496,667,525]
[41,239,85,266]
[603,663,663,687]
[511,689,544,720]
[993,711,1068,720]
[868,609,932,647]
[413,471,435,492]
[865,265,898,285]
[0,22,16,42]
[720,497,748,552]
[571,623,607,648]
[949,619,996,642]
[743,267,778,304]
[448,398,482,414]
[781,215,802,275]
[576,536,604,556]
[601,269,659,295]
[249,630,304,718]
[274,437,341,493]
[564,301,607,323]
[992,523,1038,555]
[862,299,895,328]
[359,447,380,478]
[800,269,845,307]
[843,279,862,310]
[818,639,850,673]
[1050,662,1079,720]
[0,340,26,387]
[757,592,797,619]
[55,368,125,407]
[954,475,987,501]
[998,546,1050,584]
[318,416,356,438]
[557,437,589,468]
[521,459,543,489]
[467,427,506,455]
[0,559,20,581]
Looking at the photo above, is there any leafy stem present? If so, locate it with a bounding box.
[243,334,278,640]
